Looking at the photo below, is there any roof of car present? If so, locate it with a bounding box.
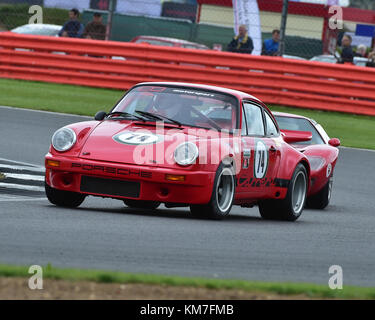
[273,111,310,120]
[12,24,62,30]
[131,36,209,48]
[135,82,263,102]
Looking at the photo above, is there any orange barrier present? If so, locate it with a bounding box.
[1,32,375,116]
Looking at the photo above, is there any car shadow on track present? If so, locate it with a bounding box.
[44,203,314,224]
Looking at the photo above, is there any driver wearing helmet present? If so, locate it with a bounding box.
[152,94,184,120]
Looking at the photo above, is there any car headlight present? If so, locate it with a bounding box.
[307,156,326,171]
[174,142,199,166]
[51,127,77,152]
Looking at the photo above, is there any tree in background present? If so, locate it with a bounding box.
[350,0,375,11]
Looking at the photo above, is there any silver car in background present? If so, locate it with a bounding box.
[11,24,62,37]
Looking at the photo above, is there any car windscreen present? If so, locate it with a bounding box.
[275,116,325,145]
[111,86,239,131]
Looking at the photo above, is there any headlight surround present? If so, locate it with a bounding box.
[174,142,199,166]
[51,127,77,152]
[307,155,326,171]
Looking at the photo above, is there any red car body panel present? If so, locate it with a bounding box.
[303,145,339,195]
[45,82,310,206]
[273,112,340,197]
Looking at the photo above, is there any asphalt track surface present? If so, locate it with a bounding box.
[1,106,375,287]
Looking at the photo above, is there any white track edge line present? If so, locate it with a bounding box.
[0,105,92,119]
[0,157,44,169]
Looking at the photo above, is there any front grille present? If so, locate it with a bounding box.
[80,175,140,198]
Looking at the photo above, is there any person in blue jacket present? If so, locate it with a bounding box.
[59,8,84,38]
[262,29,280,56]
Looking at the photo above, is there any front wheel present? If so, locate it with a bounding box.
[45,182,86,208]
[190,163,235,220]
[123,199,160,210]
[259,163,308,221]
[306,179,332,210]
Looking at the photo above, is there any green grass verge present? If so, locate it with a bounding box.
[0,263,374,299]
[0,78,374,149]
[0,79,123,116]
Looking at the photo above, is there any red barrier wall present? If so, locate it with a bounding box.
[0,33,374,116]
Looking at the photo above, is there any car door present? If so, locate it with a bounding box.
[262,109,282,194]
[237,102,263,196]
[237,101,280,196]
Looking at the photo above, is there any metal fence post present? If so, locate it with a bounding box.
[278,0,289,56]
[105,0,116,41]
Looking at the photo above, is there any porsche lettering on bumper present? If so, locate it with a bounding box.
[71,163,152,178]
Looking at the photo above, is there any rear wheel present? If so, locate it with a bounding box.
[306,179,332,210]
[259,163,308,221]
[190,163,235,220]
[45,182,86,208]
[123,199,160,210]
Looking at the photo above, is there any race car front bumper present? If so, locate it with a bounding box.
[45,154,216,204]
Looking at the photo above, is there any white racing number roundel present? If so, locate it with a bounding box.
[254,140,268,179]
[113,131,161,145]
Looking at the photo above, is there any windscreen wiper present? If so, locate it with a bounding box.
[106,111,146,122]
[135,110,182,127]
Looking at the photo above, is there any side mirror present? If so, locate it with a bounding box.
[95,111,107,121]
[328,138,340,147]
[281,129,312,143]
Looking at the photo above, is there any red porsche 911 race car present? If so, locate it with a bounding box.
[45,82,314,221]
[273,112,340,209]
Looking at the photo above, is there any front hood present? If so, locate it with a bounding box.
[79,120,224,168]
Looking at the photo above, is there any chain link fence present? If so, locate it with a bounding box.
[0,0,374,60]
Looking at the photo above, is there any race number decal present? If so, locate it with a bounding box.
[254,140,268,179]
[113,131,162,145]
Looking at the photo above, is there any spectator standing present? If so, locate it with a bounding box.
[59,8,84,38]
[262,29,280,56]
[227,24,254,54]
[355,44,368,58]
[338,34,354,63]
[83,12,106,40]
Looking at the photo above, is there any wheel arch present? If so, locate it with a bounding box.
[298,159,311,190]
[276,145,310,182]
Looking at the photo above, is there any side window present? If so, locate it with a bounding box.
[264,112,279,136]
[241,109,247,135]
[243,103,265,136]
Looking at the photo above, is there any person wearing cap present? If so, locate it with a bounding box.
[227,24,254,54]
[83,12,106,40]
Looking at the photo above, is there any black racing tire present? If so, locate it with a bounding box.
[259,163,308,222]
[123,199,161,210]
[45,182,86,208]
[190,162,235,220]
[306,179,332,210]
